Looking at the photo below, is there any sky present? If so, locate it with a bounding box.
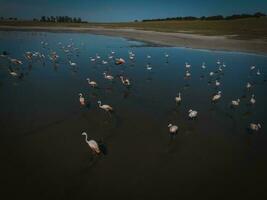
[0,0,267,22]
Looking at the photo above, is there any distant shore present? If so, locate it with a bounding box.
[1,25,267,55]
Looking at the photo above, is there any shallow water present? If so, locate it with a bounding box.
[0,31,267,199]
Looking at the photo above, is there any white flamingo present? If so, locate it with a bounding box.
[212,91,222,102]
[9,70,18,77]
[69,60,77,67]
[249,123,261,131]
[188,109,198,118]
[96,54,101,59]
[175,92,182,103]
[146,64,152,70]
[120,76,131,86]
[97,101,113,112]
[86,78,97,88]
[215,80,220,86]
[79,93,85,106]
[185,62,191,68]
[102,60,108,65]
[250,65,256,70]
[81,132,101,154]
[185,71,191,77]
[256,69,261,76]
[10,58,23,65]
[103,72,114,80]
[115,58,125,65]
[231,98,240,106]
[250,94,256,104]
[201,62,206,69]
[168,124,178,133]
[246,82,252,89]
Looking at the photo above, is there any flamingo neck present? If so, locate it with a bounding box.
[84,133,89,143]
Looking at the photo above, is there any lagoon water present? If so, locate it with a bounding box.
[0,31,267,199]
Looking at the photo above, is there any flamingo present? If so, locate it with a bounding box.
[25,51,33,60]
[146,64,152,70]
[9,70,18,77]
[201,62,206,69]
[86,78,97,88]
[185,71,191,77]
[120,76,131,86]
[97,101,113,112]
[256,69,261,76]
[103,72,114,80]
[246,82,252,89]
[102,60,108,65]
[81,132,101,154]
[79,93,85,106]
[10,58,23,65]
[175,92,182,103]
[168,124,178,133]
[69,60,77,67]
[215,80,220,86]
[250,65,256,70]
[185,62,191,68]
[249,123,261,131]
[96,54,101,59]
[250,94,256,104]
[231,98,240,106]
[212,91,222,102]
[115,58,125,65]
[188,109,198,118]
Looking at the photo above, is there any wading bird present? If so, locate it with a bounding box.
[249,123,261,131]
[250,94,256,104]
[97,101,113,112]
[86,78,97,88]
[103,72,114,80]
[115,58,125,65]
[69,60,77,67]
[79,93,85,106]
[212,91,222,102]
[81,132,101,154]
[231,98,240,107]
[168,124,178,133]
[120,76,131,86]
[188,109,198,118]
[175,92,182,104]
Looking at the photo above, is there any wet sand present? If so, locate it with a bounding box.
[1,25,267,55]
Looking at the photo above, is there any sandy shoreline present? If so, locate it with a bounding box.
[1,25,267,55]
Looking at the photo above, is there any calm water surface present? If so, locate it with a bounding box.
[0,31,266,199]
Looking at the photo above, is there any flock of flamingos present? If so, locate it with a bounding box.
[0,38,264,155]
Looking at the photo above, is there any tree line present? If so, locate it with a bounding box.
[37,16,85,23]
[0,16,87,23]
[0,17,18,21]
[141,12,266,22]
